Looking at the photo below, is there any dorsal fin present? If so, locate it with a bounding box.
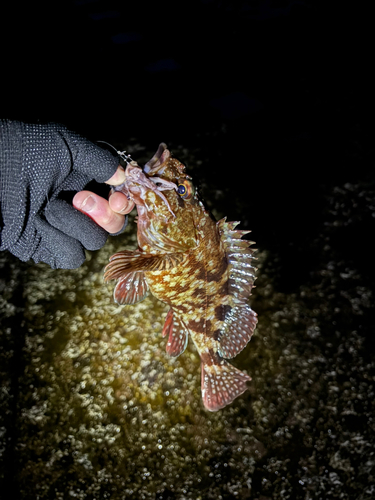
[217,217,257,306]
[218,304,257,358]
[216,218,258,358]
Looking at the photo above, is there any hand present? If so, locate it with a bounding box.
[73,166,135,234]
[0,120,136,269]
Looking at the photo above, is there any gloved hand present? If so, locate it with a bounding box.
[0,120,130,269]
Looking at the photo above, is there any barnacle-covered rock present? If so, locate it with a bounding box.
[1,166,374,499]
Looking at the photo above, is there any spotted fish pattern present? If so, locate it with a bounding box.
[104,144,258,411]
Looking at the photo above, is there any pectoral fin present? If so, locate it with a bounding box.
[113,271,148,305]
[104,250,185,281]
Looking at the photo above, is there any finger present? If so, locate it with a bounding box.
[73,191,125,234]
[109,191,135,215]
[105,165,126,186]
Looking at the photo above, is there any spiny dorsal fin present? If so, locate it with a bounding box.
[217,217,257,306]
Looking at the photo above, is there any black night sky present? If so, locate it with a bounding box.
[2,0,374,273]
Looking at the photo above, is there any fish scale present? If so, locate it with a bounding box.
[104,144,258,411]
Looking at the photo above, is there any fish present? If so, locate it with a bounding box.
[104,144,258,411]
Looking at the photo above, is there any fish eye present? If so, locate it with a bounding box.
[177,180,194,200]
[177,184,187,196]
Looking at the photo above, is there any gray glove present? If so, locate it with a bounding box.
[0,120,122,269]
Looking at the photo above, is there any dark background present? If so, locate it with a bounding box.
[2,0,374,288]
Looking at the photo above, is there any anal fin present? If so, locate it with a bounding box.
[162,308,189,357]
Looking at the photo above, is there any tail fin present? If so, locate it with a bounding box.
[201,356,251,411]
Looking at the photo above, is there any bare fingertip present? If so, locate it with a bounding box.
[106,166,126,186]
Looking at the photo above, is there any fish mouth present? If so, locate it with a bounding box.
[125,162,177,194]
[111,145,178,217]
[121,161,177,217]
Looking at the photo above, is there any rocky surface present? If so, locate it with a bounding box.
[1,143,374,499]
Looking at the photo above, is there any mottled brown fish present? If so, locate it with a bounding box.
[104,144,258,411]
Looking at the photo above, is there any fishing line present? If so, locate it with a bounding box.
[97,140,133,164]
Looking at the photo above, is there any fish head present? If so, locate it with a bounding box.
[115,144,202,252]
[144,143,197,204]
